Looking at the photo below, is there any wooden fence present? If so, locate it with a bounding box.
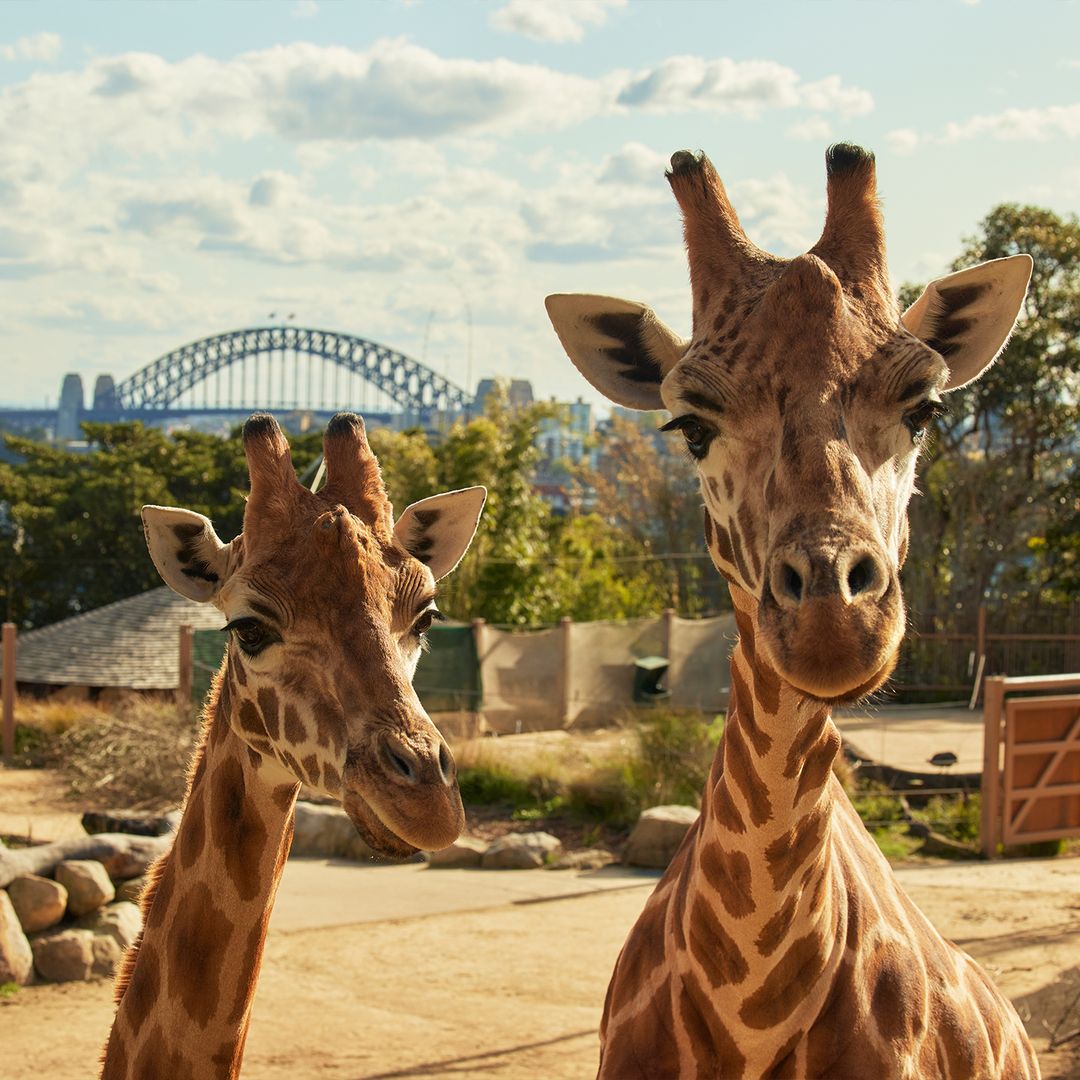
[894,602,1080,701]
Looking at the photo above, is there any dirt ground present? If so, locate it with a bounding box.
[3,767,1080,1079]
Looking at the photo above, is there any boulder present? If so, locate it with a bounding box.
[7,874,68,933]
[81,809,180,837]
[31,928,95,983]
[116,877,146,904]
[624,805,700,869]
[0,889,33,985]
[77,901,142,952]
[291,801,383,862]
[427,837,488,868]
[548,848,618,871]
[481,832,562,870]
[55,860,116,917]
[0,833,171,888]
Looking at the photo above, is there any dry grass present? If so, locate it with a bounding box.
[47,696,196,811]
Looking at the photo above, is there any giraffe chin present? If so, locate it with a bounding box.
[782,646,901,706]
[341,788,422,861]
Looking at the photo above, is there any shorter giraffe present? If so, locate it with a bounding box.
[101,412,485,1079]
[547,145,1039,1077]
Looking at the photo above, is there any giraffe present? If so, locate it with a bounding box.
[546,145,1040,1077]
[99,411,486,1079]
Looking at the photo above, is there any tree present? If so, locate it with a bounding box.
[901,204,1080,616]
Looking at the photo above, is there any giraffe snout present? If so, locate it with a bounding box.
[766,542,889,609]
[377,730,456,789]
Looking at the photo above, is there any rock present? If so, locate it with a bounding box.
[82,809,180,837]
[427,837,488,868]
[0,889,34,985]
[89,933,124,977]
[77,901,142,952]
[116,877,146,904]
[291,801,384,862]
[623,805,700,869]
[30,928,95,982]
[548,848,618,871]
[6,874,68,933]
[0,833,171,888]
[481,832,562,870]
[55,860,116,917]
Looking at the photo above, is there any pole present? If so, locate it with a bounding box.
[980,675,1006,859]
[559,616,573,727]
[2,623,15,759]
[178,625,194,709]
[470,617,485,720]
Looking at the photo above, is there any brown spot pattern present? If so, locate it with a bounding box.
[794,726,841,807]
[687,893,748,988]
[763,1030,803,1079]
[712,781,746,835]
[166,882,233,1028]
[699,843,754,919]
[729,660,772,757]
[723,721,773,827]
[739,930,828,1029]
[765,806,827,891]
[283,702,305,743]
[756,892,797,957]
[211,757,269,902]
[679,970,747,1079]
[783,707,829,779]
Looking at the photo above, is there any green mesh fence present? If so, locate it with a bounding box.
[193,628,228,706]
[191,624,480,713]
[414,624,481,712]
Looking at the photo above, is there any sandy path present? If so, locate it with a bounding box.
[3,857,1079,1079]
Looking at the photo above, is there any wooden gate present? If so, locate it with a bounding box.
[981,673,1080,856]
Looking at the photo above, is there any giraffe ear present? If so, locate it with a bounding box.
[393,486,486,581]
[545,294,689,410]
[142,505,233,604]
[901,254,1032,390]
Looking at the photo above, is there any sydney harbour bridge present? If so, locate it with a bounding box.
[1,325,476,439]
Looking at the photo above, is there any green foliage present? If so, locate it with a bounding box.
[901,203,1080,610]
[0,981,20,998]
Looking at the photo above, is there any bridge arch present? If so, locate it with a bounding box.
[116,326,473,416]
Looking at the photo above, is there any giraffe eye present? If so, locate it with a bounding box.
[411,608,445,642]
[225,618,275,657]
[659,415,715,461]
[903,399,947,441]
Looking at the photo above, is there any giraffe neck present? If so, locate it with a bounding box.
[102,675,299,1080]
[691,585,847,1024]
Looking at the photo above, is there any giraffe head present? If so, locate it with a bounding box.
[141,413,485,857]
[547,145,1030,702]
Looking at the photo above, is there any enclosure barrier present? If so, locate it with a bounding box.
[981,673,1080,857]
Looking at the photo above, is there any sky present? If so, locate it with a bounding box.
[0,0,1077,412]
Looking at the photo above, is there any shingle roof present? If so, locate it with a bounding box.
[4,588,225,689]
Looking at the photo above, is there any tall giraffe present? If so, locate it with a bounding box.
[547,145,1039,1077]
[100,412,485,1079]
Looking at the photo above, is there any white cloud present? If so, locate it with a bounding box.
[728,174,822,255]
[615,56,872,117]
[490,0,625,44]
[886,128,920,155]
[292,0,319,17]
[787,116,833,142]
[597,142,669,186]
[942,103,1080,142]
[0,32,62,62]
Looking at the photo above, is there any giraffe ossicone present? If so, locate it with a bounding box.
[101,412,485,1079]
[548,145,1040,1077]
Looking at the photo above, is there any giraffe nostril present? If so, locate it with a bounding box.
[438,742,455,785]
[847,556,877,597]
[386,747,415,782]
[782,563,803,603]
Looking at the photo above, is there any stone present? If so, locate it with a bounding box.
[481,832,562,870]
[548,848,618,871]
[77,901,142,952]
[0,889,34,985]
[623,805,700,869]
[116,877,146,903]
[55,860,116,917]
[31,928,95,982]
[291,801,383,862]
[7,874,68,933]
[427,837,488,868]
[81,809,180,837]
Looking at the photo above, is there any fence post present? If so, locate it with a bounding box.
[470,617,485,718]
[980,675,1006,859]
[559,616,573,726]
[2,622,14,759]
[178,625,194,709]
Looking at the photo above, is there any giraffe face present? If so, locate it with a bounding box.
[660,261,934,700]
[547,145,1031,702]
[143,413,486,858]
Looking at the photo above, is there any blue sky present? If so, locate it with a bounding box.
[0,0,1077,410]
